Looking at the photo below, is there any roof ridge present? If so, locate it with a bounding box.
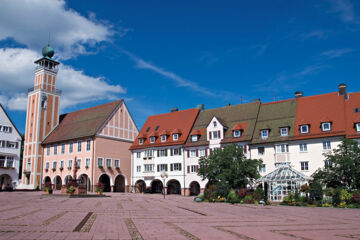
[62,99,123,116]
[147,108,198,118]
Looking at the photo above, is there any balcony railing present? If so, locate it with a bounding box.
[35,65,59,73]
[28,87,62,94]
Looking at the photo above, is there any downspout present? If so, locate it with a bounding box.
[40,144,44,190]
[91,136,95,192]
[183,145,186,196]
[131,150,134,193]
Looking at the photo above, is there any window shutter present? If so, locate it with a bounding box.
[196,165,199,173]
[210,148,213,154]
[165,149,168,156]
[196,149,199,157]
[157,165,160,172]
[205,148,208,156]
[209,132,212,139]
[179,164,182,171]
[244,145,247,153]
[187,150,190,158]
[179,148,182,155]
[9,127,12,133]
[218,130,221,138]
[157,150,159,157]
[187,166,190,173]
[170,164,173,171]
[15,142,19,149]
[170,149,173,156]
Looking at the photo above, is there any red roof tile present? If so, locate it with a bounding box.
[345,92,360,139]
[232,122,248,131]
[130,108,199,150]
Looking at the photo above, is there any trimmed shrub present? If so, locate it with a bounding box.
[227,189,241,204]
[237,188,248,198]
[243,193,254,204]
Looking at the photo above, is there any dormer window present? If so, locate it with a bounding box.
[138,138,143,145]
[173,134,179,141]
[233,130,241,138]
[191,135,198,142]
[321,122,331,132]
[300,125,309,134]
[161,135,166,142]
[213,121,217,127]
[261,130,268,140]
[150,137,155,143]
[212,131,219,139]
[280,127,288,136]
[356,123,360,132]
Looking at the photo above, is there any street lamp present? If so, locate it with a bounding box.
[160,171,168,199]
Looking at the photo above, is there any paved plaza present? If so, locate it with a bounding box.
[0,192,359,240]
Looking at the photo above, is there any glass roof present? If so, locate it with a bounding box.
[258,164,312,182]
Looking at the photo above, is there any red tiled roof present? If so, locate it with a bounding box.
[293,92,346,140]
[160,130,169,136]
[232,122,248,131]
[148,131,159,137]
[130,108,199,150]
[346,92,360,139]
[171,128,182,134]
[42,100,123,144]
[190,129,202,136]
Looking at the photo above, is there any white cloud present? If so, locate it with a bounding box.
[0,0,117,59]
[328,0,360,24]
[300,30,329,40]
[0,48,125,111]
[320,48,354,59]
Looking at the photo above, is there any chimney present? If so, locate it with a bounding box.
[338,83,348,100]
[171,107,178,112]
[252,98,260,102]
[196,104,205,111]
[294,91,303,98]
[226,103,231,107]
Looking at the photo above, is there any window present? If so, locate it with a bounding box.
[159,149,167,157]
[86,140,91,151]
[259,164,266,173]
[323,141,331,150]
[97,157,103,167]
[190,165,198,173]
[139,138,143,145]
[136,166,141,172]
[45,162,49,170]
[280,127,288,136]
[355,108,359,113]
[47,146,50,156]
[155,125,160,131]
[53,144,57,155]
[68,159,73,169]
[61,143,65,154]
[299,143,307,152]
[258,147,265,155]
[233,130,241,137]
[106,158,112,167]
[27,159,31,171]
[275,144,289,153]
[324,160,333,168]
[199,149,205,157]
[144,164,154,172]
[69,142,73,153]
[85,158,90,167]
[0,156,4,167]
[146,127,150,132]
[144,150,153,157]
[0,126,12,133]
[173,148,181,156]
[356,123,360,132]
[190,150,196,157]
[77,140,82,152]
[212,131,219,139]
[158,164,167,172]
[171,163,181,171]
[52,161,57,169]
[213,121,217,127]
[76,158,81,168]
[0,141,5,148]
[114,159,120,168]
[301,161,309,171]
[300,125,309,134]
[191,135,198,142]
[60,160,64,168]
[6,157,14,167]
[150,137,155,143]
[173,134,179,141]
[136,152,141,158]
[261,130,268,139]
[321,122,331,131]
[161,135,166,142]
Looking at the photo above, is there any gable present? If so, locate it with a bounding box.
[0,104,21,138]
[98,102,138,141]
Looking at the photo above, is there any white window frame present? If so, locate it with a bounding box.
[144,150,153,157]
[173,148,181,156]
[68,159,73,169]
[212,131,219,139]
[61,143,65,154]
[45,162,49,170]
[191,135,198,142]
[275,144,289,153]
[139,138,144,145]
[323,141,331,150]
[173,163,181,171]
[150,137,155,143]
[77,140,82,152]
[213,121,217,127]
[114,159,120,168]
[159,149,167,157]
[280,127,288,136]
[86,139,91,151]
[259,164,266,173]
[199,149,205,157]
[53,144,57,155]
[97,157,103,167]
[106,158,112,167]
[161,135,166,142]
[190,150,196,157]
[233,130,241,138]
[136,165,141,172]
[299,143,308,152]
[136,152,141,158]
[300,125,309,134]
[173,134,179,141]
[47,146,50,156]
[76,158,81,168]
[69,142,73,153]
[321,122,331,132]
[356,123,360,132]
[190,165,197,173]
[261,130,268,139]
[85,158,90,167]
[301,161,309,171]
[144,164,154,172]
[52,161,57,169]
[159,164,167,172]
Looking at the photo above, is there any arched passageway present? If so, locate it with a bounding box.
[0,174,12,191]
[54,176,62,190]
[114,175,125,192]
[99,174,111,192]
[135,180,146,193]
[78,174,91,191]
[64,175,72,185]
[151,179,163,193]
[189,181,200,196]
[167,179,181,195]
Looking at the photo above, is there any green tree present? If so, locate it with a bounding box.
[312,138,360,190]
[198,144,263,193]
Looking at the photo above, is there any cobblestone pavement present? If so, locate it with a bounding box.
[0,192,360,240]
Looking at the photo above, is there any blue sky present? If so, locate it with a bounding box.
[1,0,360,134]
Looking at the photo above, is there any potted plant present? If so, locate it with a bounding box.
[52,168,56,172]
[115,166,120,170]
[98,165,103,169]
[66,186,76,196]
[43,182,53,194]
[59,167,64,171]
[45,168,48,172]
[85,165,89,169]
[95,182,104,195]
[68,166,72,170]
[107,166,112,170]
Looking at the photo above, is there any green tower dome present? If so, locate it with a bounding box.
[42,44,54,58]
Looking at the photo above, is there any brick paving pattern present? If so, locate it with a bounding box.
[0,192,359,239]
